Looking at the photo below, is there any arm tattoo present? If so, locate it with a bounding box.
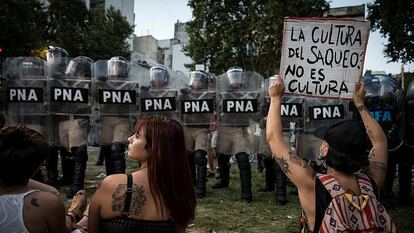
[368,149,376,159]
[288,151,307,168]
[366,127,374,140]
[112,184,146,216]
[356,105,368,112]
[369,161,386,173]
[274,156,291,174]
[30,198,39,207]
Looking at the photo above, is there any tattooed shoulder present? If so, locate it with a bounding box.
[30,198,39,207]
[112,183,146,216]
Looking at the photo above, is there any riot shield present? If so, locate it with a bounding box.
[179,73,216,127]
[92,59,142,145]
[92,59,140,116]
[299,97,351,161]
[363,74,404,151]
[138,66,185,121]
[3,57,49,136]
[405,80,414,148]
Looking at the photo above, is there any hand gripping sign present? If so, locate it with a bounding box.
[280,18,370,99]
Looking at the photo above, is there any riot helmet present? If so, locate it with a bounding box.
[65,56,93,78]
[188,70,208,90]
[150,65,169,88]
[46,46,68,76]
[226,66,243,87]
[107,56,129,78]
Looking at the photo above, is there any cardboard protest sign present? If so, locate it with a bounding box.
[280,18,370,99]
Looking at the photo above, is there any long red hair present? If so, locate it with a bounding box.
[135,115,196,229]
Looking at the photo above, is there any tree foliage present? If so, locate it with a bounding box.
[185,0,329,76]
[48,0,89,57]
[367,0,414,63]
[83,6,134,60]
[0,0,48,59]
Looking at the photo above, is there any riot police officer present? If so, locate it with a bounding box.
[180,70,216,198]
[362,72,404,208]
[47,48,92,198]
[213,67,263,202]
[93,56,139,176]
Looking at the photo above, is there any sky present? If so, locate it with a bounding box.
[134,0,412,75]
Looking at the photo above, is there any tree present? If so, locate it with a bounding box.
[368,0,414,63]
[0,0,48,60]
[185,0,329,76]
[84,6,134,60]
[48,0,89,57]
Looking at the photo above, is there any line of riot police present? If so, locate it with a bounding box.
[1,51,412,204]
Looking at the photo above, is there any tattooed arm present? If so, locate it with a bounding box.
[353,82,388,189]
[266,76,315,191]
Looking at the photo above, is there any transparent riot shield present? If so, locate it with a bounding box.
[363,74,404,151]
[405,80,414,148]
[138,66,185,121]
[299,97,351,161]
[92,59,142,145]
[179,73,216,127]
[3,57,49,136]
[216,71,263,155]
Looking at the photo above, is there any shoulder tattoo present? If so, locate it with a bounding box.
[30,198,39,207]
[112,183,146,216]
[369,161,386,173]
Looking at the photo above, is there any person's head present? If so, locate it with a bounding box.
[65,56,93,78]
[188,70,208,90]
[107,56,129,78]
[226,66,243,88]
[314,120,369,175]
[128,115,196,229]
[150,65,169,88]
[0,125,48,186]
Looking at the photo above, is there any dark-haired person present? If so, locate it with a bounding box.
[266,77,395,232]
[0,125,87,233]
[88,115,196,233]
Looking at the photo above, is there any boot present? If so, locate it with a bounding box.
[101,145,112,175]
[258,156,275,192]
[275,163,288,205]
[67,146,88,199]
[398,161,412,205]
[60,147,73,186]
[187,151,196,186]
[46,146,59,185]
[380,157,397,209]
[236,152,252,203]
[257,153,264,173]
[195,150,208,198]
[95,145,104,166]
[212,154,230,189]
[110,143,126,175]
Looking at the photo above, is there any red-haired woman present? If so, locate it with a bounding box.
[88,115,196,233]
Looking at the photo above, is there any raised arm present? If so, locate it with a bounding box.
[353,81,388,189]
[266,76,314,191]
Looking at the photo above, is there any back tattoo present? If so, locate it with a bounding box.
[112,183,146,216]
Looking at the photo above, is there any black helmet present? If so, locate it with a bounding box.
[107,56,129,78]
[150,65,169,88]
[46,46,68,76]
[226,66,243,86]
[65,56,93,78]
[189,70,208,90]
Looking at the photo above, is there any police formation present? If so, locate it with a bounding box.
[1,51,412,204]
